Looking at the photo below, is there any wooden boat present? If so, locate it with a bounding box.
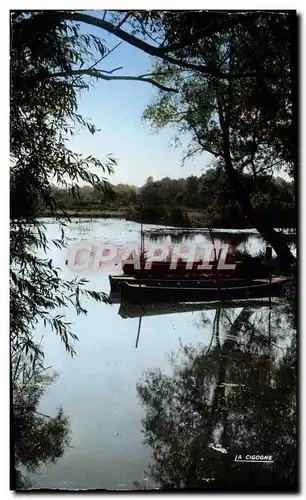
[120,276,291,305]
[109,273,251,294]
[119,297,282,319]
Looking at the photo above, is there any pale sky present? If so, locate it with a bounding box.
[68,13,213,187]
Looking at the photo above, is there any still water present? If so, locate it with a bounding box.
[16,219,297,490]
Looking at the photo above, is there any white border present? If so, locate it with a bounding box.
[3,2,303,498]
[3,1,304,9]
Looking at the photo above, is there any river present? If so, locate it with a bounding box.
[16,218,297,490]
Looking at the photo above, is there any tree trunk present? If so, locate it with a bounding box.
[218,104,296,268]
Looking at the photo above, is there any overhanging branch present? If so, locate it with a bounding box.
[49,68,178,92]
[62,12,286,80]
[64,12,221,77]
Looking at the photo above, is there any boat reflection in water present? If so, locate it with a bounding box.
[118,298,281,319]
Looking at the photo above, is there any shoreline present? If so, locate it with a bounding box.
[38,210,296,231]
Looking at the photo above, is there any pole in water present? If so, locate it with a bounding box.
[135,316,142,348]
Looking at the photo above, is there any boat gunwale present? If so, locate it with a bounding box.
[121,276,290,293]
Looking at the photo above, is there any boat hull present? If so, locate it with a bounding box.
[120,277,290,305]
[109,274,251,294]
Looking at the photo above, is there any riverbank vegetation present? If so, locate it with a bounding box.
[42,170,295,229]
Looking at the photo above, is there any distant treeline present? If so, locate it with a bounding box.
[46,168,295,228]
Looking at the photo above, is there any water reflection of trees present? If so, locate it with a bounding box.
[146,230,296,259]
[212,232,250,248]
[145,232,264,262]
[136,305,297,490]
[12,348,71,490]
[146,232,197,244]
[146,231,251,247]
